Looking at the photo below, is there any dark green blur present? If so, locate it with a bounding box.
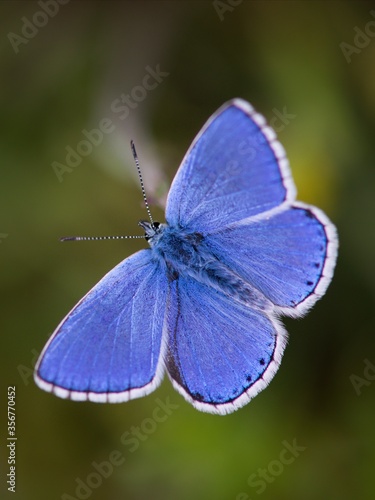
[1,2,374,499]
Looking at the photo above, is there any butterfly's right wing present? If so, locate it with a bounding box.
[34,250,168,402]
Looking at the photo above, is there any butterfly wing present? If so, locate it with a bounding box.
[166,98,338,315]
[34,250,168,402]
[166,98,296,233]
[205,202,338,317]
[164,99,338,413]
[166,276,286,415]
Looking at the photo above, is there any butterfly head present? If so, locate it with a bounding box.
[138,220,165,247]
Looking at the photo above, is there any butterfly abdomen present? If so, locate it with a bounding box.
[198,259,270,310]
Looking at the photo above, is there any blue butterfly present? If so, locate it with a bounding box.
[34,99,338,415]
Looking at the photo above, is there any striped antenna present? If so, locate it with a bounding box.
[60,235,144,242]
[130,140,154,225]
[61,141,153,243]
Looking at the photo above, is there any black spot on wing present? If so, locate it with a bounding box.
[304,209,315,219]
[192,392,205,402]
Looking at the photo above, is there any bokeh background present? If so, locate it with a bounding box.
[1,1,375,499]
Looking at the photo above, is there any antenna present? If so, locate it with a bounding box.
[130,140,154,225]
[61,141,154,243]
[61,235,144,242]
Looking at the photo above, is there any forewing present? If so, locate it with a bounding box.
[166,276,287,415]
[166,99,295,233]
[34,250,168,402]
[206,203,338,317]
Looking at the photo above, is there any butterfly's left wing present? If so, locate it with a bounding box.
[34,250,168,402]
[166,275,286,415]
[166,98,295,233]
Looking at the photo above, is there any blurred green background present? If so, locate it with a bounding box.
[1,1,375,499]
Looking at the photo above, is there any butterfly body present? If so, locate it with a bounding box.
[35,99,338,414]
[142,220,268,309]
[144,221,205,269]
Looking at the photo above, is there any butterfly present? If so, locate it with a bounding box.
[34,98,338,415]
